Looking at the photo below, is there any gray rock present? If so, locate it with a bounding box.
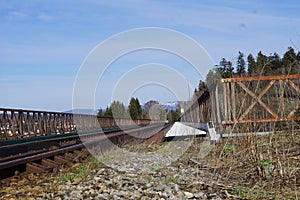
[34,143,229,200]
[153,185,165,191]
[93,176,101,182]
[183,191,194,199]
[173,184,180,192]
[146,183,152,188]
[145,190,157,197]
[161,192,169,198]
[70,190,82,199]
[194,192,205,198]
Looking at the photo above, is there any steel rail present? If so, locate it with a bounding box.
[0,123,169,172]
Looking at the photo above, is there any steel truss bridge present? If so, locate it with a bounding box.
[1,74,300,139]
[181,74,300,134]
[0,108,151,140]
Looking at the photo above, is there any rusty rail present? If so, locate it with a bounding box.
[0,123,169,182]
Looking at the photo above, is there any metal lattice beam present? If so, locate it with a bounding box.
[221,74,300,128]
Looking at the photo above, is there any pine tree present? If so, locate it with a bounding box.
[97,108,104,117]
[128,97,142,119]
[104,106,112,117]
[110,101,126,118]
[296,52,300,61]
[282,47,297,74]
[236,51,246,76]
[269,53,282,75]
[256,51,270,75]
[247,54,257,76]
[227,61,234,77]
[167,110,180,122]
[218,58,234,78]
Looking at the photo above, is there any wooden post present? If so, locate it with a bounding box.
[279,80,285,118]
[227,83,232,121]
[223,82,228,122]
[231,82,236,121]
[215,85,222,133]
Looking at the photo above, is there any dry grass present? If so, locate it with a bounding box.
[53,131,299,199]
[183,132,300,199]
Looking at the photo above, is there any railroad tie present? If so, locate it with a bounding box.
[41,158,60,168]
[54,155,71,166]
[26,162,52,174]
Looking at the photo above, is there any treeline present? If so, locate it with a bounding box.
[216,47,300,79]
[98,98,142,119]
[190,46,300,104]
[194,47,300,95]
[97,98,180,122]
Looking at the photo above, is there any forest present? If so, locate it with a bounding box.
[97,98,180,122]
[100,47,300,123]
[216,47,300,79]
[194,47,300,93]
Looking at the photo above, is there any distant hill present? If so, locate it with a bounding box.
[141,101,183,111]
[162,102,180,111]
[65,101,184,115]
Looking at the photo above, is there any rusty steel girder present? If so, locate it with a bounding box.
[0,108,76,139]
[221,74,300,133]
[0,108,155,140]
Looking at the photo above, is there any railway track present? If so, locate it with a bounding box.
[0,123,170,186]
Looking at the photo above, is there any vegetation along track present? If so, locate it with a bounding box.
[0,123,170,186]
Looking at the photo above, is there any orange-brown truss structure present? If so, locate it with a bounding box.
[221,74,300,126]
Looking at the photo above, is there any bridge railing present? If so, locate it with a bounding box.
[0,108,157,140]
[179,74,300,134]
[221,74,300,133]
[0,108,76,139]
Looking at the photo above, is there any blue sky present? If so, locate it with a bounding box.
[1,0,300,111]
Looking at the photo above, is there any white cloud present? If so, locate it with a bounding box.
[0,42,91,64]
[37,13,56,21]
[6,11,28,20]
